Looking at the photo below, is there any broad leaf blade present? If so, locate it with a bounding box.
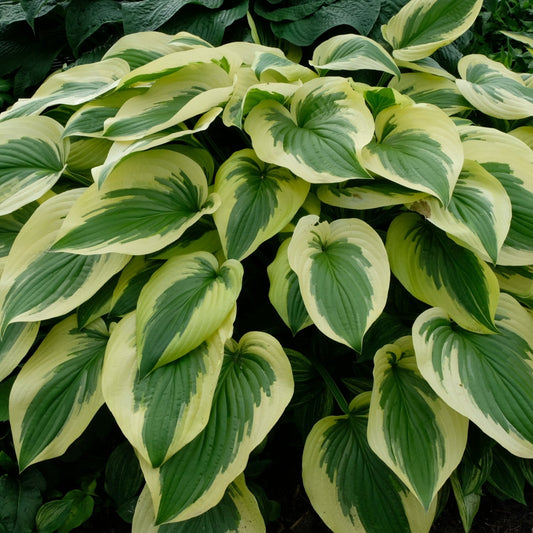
[288,215,390,352]
[413,294,533,458]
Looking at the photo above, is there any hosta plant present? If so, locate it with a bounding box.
[0,0,532,531]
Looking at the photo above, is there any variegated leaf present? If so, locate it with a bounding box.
[0,322,39,382]
[386,213,499,333]
[9,315,108,470]
[509,126,533,150]
[302,392,437,533]
[361,102,463,205]
[92,107,222,188]
[103,63,233,140]
[63,89,146,138]
[118,47,241,89]
[459,126,533,266]
[252,51,317,83]
[103,309,234,468]
[52,150,219,256]
[318,179,428,210]
[409,159,512,263]
[245,77,374,184]
[168,32,214,50]
[0,59,130,121]
[456,55,533,120]
[0,116,68,216]
[494,265,533,309]
[288,215,390,352]
[0,190,129,334]
[0,204,36,260]
[394,57,456,81]
[382,0,483,61]
[136,252,243,377]
[213,149,309,261]
[413,293,533,458]
[65,137,112,183]
[368,336,468,509]
[388,73,471,115]
[310,34,400,77]
[141,332,293,524]
[132,475,265,532]
[102,31,186,69]
[267,239,312,335]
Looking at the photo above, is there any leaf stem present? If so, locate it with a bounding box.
[312,359,350,414]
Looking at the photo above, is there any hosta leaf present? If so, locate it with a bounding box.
[310,34,400,77]
[245,77,374,184]
[141,332,293,524]
[52,150,219,256]
[460,126,533,266]
[361,102,463,205]
[409,159,512,263]
[132,475,265,532]
[386,213,499,333]
[382,0,483,61]
[118,46,240,89]
[65,137,112,183]
[102,31,188,69]
[103,63,233,140]
[394,57,456,81]
[9,315,108,470]
[0,59,130,121]
[388,73,471,115]
[0,190,129,333]
[136,252,243,377]
[63,89,146,138]
[267,239,312,335]
[103,309,233,467]
[456,55,533,120]
[252,51,316,83]
[0,204,36,260]
[0,322,39,382]
[92,107,222,188]
[413,293,533,458]
[288,215,390,352]
[495,265,533,308]
[302,392,437,533]
[213,149,309,261]
[368,336,468,509]
[509,126,533,150]
[318,179,428,210]
[0,116,68,216]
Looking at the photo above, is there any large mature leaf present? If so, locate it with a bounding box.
[408,159,512,263]
[252,51,316,83]
[141,332,293,524]
[121,0,223,33]
[381,0,483,61]
[103,62,233,140]
[310,34,400,77]
[459,126,533,266]
[9,315,108,470]
[0,116,68,216]
[388,73,471,115]
[132,475,265,532]
[245,77,374,184]
[386,213,499,333]
[51,150,219,256]
[318,179,428,210]
[288,215,390,352]
[103,309,233,468]
[302,392,437,532]
[92,107,222,188]
[0,59,130,121]
[0,322,39,382]
[361,102,463,205]
[0,190,129,334]
[267,239,312,335]
[456,55,533,120]
[368,336,468,509]
[65,0,123,55]
[413,293,533,458]
[213,149,309,261]
[136,251,243,377]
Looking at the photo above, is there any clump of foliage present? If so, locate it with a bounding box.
[0,0,533,531]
